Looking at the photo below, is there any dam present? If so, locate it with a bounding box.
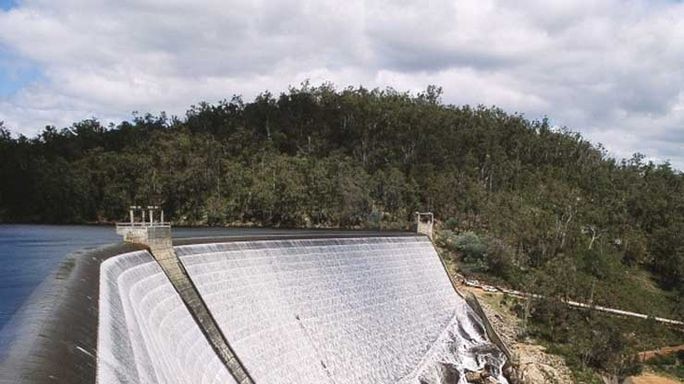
[0,224,507,383]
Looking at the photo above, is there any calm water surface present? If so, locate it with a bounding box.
[0,224,322,331]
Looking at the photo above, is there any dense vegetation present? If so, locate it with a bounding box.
[1,84,682,379]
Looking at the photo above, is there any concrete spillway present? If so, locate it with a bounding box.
[1,234,506,384]
[97,250,236,384]
[97,236,506,384]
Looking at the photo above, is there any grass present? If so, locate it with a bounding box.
[479,292,514,314]
[593,268,679,320]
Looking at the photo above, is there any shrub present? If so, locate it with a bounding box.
[434,230,456,251]
[444,217,459,231]
[453,231,488,263]
[485,238,520,280]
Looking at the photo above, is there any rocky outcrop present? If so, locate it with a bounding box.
[464,363,501,383]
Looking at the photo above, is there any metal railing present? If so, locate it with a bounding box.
[117,205,170,229]
[115,222,171,230]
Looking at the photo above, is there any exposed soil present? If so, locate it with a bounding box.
[638,345,684,362]
[624,372,683,384]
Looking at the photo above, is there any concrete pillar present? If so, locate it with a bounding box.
[161,210,164,224]
[142,210,146,225]
[129,208,134,224]
[415,212,434,240]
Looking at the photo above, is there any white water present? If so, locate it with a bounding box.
[97,251,235,384]
[176,236,507,384]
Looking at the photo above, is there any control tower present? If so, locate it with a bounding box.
[115,205,171,250]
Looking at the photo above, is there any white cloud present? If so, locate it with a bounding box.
[0,0,682,168]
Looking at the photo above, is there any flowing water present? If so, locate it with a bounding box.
[98,237,507,384]
[98,250,236,384]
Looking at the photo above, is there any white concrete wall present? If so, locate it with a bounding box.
[97,251,235,384]
[176,237,506,384]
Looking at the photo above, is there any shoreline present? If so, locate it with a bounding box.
[0,242,145,384]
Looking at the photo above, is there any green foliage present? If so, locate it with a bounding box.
[528,300,644,380]
[484,238,519,280]
[0,83,682,293]
[437,229,520,280]
[521,263,684,380]
[444,217,459,231]
[453,231,488,263]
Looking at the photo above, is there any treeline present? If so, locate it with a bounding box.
[1,84,682,297]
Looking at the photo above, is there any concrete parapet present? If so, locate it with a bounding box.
[415,212,434,239]
[116,224,171,246]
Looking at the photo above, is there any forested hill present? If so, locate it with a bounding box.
[0,85,682,293]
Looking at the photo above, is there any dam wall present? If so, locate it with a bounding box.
[176,236,506,384]
[2,233,506,384]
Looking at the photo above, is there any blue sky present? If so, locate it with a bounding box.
[0,0,15,11]
[0,0,26,96]
[0,0,683,169]
[0,48,40,96]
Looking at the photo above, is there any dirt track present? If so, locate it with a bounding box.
[638,345,684,361]
[626,373,682,384]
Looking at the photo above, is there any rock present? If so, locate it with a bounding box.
[439,363,461,383]
[464,369,499,384]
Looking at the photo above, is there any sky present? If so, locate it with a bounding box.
[0,0,682,169]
